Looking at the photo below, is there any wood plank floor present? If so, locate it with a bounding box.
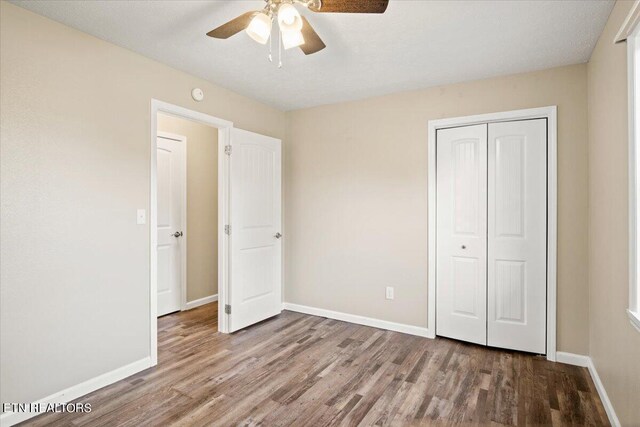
[22,303,609,426]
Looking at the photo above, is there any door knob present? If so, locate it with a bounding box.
[172,231,183,238]
[274,232,282,239]
[461,245,466,249]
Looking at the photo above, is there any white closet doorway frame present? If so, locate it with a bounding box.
[427,106,558,362]
[150,99,233,366]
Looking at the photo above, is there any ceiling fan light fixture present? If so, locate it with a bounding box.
[281,29,305,49]
[277,3,303,32]
[208,0,390,61]
[245,12,272,44]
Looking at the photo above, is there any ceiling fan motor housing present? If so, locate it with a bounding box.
[265,0,321,14]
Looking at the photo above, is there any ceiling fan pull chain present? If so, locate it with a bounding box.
[278,28,283,68]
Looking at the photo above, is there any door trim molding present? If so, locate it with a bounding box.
[151,99,233,366]
[157,131,188,314]
[427,106,558,361]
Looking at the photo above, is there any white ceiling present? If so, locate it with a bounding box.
[12,0,614,111]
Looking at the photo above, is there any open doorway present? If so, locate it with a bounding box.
[156,113,219,316]
[149,99,282,367]
[149,100,233,366]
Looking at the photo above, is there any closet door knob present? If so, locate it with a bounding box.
[461,245,466,249]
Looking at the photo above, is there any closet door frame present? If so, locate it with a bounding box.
[427,106,558,362]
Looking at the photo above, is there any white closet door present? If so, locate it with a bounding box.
[436,124,488,345]
[487,119,547,353]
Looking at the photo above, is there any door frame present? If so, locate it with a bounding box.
[427,106,558,361]
[150,99,233,366]
[157,131,188,314]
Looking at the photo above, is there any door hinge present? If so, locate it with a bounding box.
[224,145,232,155]
[225,304,231,314]
[224,224,231,235]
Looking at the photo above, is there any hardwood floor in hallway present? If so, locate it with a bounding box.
[21,303,609,426]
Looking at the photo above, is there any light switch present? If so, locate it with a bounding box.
[137,209,146,225]
[386,286,394,300]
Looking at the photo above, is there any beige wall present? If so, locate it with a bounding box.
[0,1,286,406]
[8,0,639,418]
[286,63,590,354]
[158,114,218,302]
[587,1,640,425]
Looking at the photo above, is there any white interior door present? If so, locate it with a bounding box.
[487,119,547,353]
[229,128,282,332]
[436,124,488,345]
[156,136,185,317]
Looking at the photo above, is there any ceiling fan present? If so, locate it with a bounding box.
[206,0,389,60]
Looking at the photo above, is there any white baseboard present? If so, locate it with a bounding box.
[282,302,435,338]
[586,357,621,427]
[184,294,218,310]
[555,352,620,427]
[556,351,590,367]
[0,357,152,427]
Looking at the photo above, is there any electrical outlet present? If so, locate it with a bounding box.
[385,286,394,300]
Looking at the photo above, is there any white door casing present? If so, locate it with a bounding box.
[436,124,488,345]
[156,136,185,317]
[487,119,547,353]
[229,128,282,332]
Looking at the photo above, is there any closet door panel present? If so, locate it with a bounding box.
[436,124,487,345]
[487,119,547,354]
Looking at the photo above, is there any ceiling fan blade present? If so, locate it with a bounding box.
[299,17,326,55]
[206,11,256,39]
[309,0,388,13]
